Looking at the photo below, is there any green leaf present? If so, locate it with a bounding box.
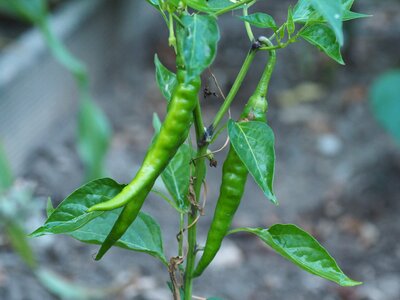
[0,0,47,23]
[294,0,366,23]
[293,0,315,23]
[228,120,277,204]
[310,0,343,46]
[177,14,220,83]
[239,13,277,29]
[154,54,177,102]
[0,142,13,193]
[342,10,371,21]
[161,144,191,209]
[231,225,362,287]
[369,70,400,144]
[77,99,112,181]
[30,178,123,237]
[46,198,54,218]
[187,0,242,14]
[153,113,191,209]
[300,24,344,65]
[287,6,295,35]
[68,209,167,264]
[6,222,37,269]
[35,268,111,299]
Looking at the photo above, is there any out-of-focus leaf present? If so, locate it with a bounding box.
[0,0,46,23]
[177,14,220,83]
[154,54,177,102]
[369,70,400,144]
[77,99,112,181]
[231,224,362,286]
[6,222,37,268]
[300,24,344,65]
[228,120,277,204]
[0,143,13,193]
[35,268,110,300]
[30,178,123,237]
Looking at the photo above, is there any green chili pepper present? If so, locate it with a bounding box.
[193,45,276,277]
[90,69,200,259]
[88,71,200,213]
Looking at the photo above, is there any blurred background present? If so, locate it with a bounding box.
[0,0,399,299]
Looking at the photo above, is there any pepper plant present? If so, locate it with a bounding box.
[32,0,368,299]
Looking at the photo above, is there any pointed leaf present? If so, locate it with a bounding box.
[310,0,343,45]
[154,54,177,102]
[342,10,371,21]
[68,210,167,264]
[46,198,54,218]
[30,178,124,237]
[6,222,37,268]
[239,13,277,29]
[287,6,295,35]
[228,120,277,204]
[369,70,400,144]
[177,15,220,82]
[300,24,344,65]
[232,225,362,286]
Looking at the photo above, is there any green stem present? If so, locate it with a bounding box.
[215,0,254,16]
[178,213,184,257]
[243,2,255,42]
[184,101,207,299]
[253,37,277,97]
[211,48,257,131]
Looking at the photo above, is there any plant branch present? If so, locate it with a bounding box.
[184,101,208,299]
[211,47,257,131]
[215,0,255,16]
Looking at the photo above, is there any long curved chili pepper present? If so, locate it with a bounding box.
[193,43,276,277]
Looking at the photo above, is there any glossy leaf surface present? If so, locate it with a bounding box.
[68,209,167,264]
[300,24,344,65]
[228,120,277,204]
[239,13,277,29]
[154,54,177,102]
[310,0,343,45]
[187,0,242,14]
[233,225,362,286]
[31,178,123,237]
[177,15,220,82]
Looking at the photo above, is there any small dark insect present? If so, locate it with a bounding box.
[203,87,218,98]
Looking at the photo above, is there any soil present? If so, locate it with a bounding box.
[1,0,400,299]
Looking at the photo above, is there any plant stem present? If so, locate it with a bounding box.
[243,2,255,42]
[211,48,257,131]
[215,0,254,16]
[184,101,207,299]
